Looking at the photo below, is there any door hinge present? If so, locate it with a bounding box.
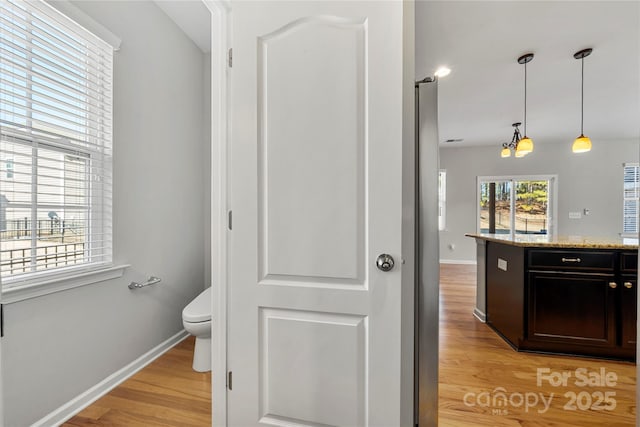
[228,371,233,390]
[228,48,233,68]
[1,303,4,338]
[228,210,233,230]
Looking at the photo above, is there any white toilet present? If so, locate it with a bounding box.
[182,287,212,372]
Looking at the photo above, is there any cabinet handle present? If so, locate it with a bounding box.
[609,282,617,289]
[561,257,581,263]
[624,282,633,289]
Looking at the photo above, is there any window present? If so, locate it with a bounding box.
[438,169,446,231]
[623,163,639,236]
[478,175,556,236]
[0,0,113,286]
[5,159,13,178]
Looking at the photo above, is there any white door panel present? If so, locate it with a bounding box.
[258,16,365,286]
[259,309,366,426]
[229,2,413,426]
[0,295,3,427]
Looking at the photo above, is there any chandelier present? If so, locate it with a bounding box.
[500,122,526,158]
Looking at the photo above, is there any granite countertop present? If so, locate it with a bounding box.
[465,233,639,249]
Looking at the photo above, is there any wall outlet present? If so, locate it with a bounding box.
[569,211,582,219]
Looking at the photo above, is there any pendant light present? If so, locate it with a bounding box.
[500,122,522,158]
[572,48,593,153]
[516,53,534,156]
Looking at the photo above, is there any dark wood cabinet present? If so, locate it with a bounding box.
[527,271,616,348]
[621,252,638,272]
[620,252,637,350]
[620,277,637,349]
[528,250,616,272]
[484,242,637,360]
[485,242,525,348]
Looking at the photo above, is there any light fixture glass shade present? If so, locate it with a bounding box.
[517,136,534,154]
[501,147,511,158]
[572,134,592,153]
[515,149,527,158]
[435,66,451,78]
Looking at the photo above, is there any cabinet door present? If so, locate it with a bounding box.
[528,272,616,348]
[621,277,637,349]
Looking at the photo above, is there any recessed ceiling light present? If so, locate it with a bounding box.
[434,66,451,78]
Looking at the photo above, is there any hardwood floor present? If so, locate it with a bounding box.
[63,337,211,427]
[439,263,636,426]
[63,264,635,426]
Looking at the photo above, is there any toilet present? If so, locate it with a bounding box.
[182,287,212,372]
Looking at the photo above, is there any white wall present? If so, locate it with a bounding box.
[2,2,210,425]
[439,139,639,262]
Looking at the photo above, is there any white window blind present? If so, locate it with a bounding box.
[623,163,639,236]
[0,0,113,285]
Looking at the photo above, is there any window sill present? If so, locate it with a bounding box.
[2,264,130,304]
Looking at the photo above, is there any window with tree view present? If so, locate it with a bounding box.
[0,0,113,285]
[623,163,639,236]
[479,176,555,236]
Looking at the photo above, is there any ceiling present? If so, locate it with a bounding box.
[154,0,211,53]
[156,1,640,148]
[416,1,640,147]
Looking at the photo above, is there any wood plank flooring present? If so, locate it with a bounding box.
[63,337,211,427]
[63,264,635,426]
[438,263,636,426]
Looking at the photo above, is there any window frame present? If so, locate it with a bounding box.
[476,174,558,237]
[622,163,639,238]
[0,0,120,295]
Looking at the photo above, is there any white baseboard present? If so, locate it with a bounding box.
[473,308,486,323]
[32,329,190,427]
[440,259,477,265]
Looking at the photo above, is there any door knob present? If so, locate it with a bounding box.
[609,282,617,289]
[624,282,633,289]
[376,254,395,272]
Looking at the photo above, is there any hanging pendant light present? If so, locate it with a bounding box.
[500,122,523,158]
[572,48,593,153]
[516,53,534,157]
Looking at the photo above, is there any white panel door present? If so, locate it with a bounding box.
[0,293,3,427]
[228,2,412,426]
[0,282,3,426]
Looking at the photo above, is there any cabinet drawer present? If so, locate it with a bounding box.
[528,250,615,272]
[621,252,638,273]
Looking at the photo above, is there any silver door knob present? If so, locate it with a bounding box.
[376,254,395,272]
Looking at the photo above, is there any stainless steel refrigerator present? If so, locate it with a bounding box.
[414,78,441,427]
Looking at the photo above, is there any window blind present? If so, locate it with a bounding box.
[623,163,639,236]
[0,0,113,284]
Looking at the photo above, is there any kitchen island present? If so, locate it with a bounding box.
[467,233,639,360]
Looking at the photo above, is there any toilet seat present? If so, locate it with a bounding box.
[183,287,212,323]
